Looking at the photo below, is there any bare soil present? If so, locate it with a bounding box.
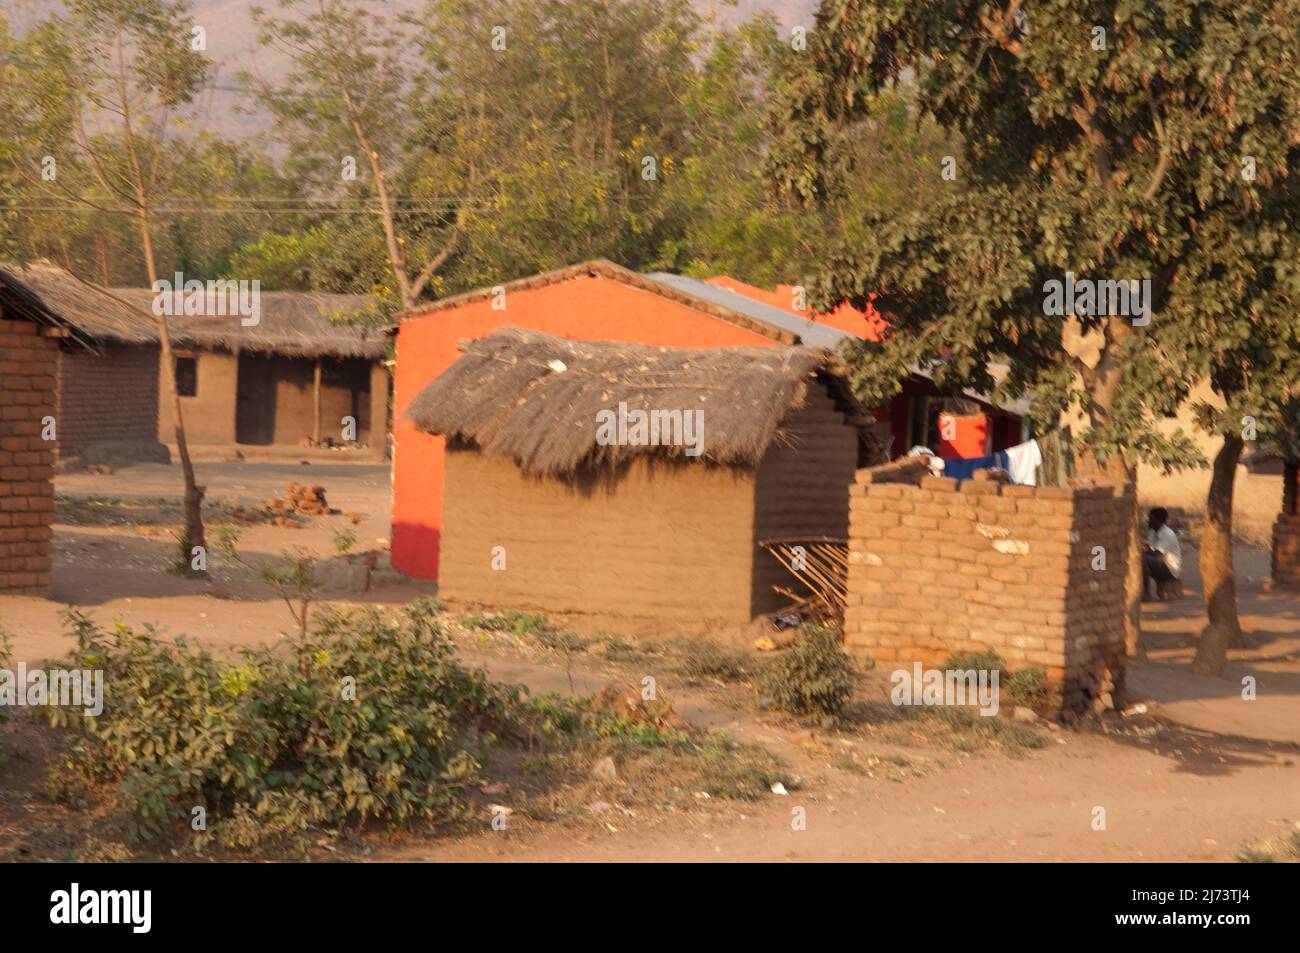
[1,461,1298,862]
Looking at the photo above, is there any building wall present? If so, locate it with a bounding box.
[392,275,782,580]
[159,350,238,445]
[262,356,374,446]
[1060,359,1278,545]
[0,315,57,594]
[369,363,390,457]
[752,385,859,614]
[439,449,758,622]
[56,342,169,465]
[842,461,1130,711]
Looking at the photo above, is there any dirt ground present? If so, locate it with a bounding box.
[1,461,1298,863]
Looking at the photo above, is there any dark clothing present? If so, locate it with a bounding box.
[1143,550,1176,584]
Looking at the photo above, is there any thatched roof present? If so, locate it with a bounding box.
[0,263,120,352]
[0,262,384,360]
[406,327,867,478]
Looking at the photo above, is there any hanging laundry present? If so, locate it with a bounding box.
[1004,439,1043,486]
[940,452,1010,481]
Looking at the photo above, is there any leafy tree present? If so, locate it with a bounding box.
[410,0,703,293]
[1,0,217,562]
[246,0,470,313]
[769,0,1300,660]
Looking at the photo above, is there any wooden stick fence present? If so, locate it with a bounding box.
[758,536,850,621]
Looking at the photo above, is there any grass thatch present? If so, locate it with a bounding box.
[1,261,384,360]
[405,327,866,478]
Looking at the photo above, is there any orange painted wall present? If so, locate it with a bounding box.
[705,276,889,341]
[392,275,778,580]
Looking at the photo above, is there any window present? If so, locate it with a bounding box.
[175,356,197,397]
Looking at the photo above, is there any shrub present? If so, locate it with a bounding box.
[672,639,753,684]
[46,599,522,848]
[756,624,854,718]
[942,650,1047,707]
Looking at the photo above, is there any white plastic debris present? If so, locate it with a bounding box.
[770,782,789,796]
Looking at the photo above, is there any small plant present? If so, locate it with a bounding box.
[214,525,356,637]
[673,638,753,684]
[756,624,854,719]
[942,650,1046,707]
[927,706,1047,754]
[461,610,553,638]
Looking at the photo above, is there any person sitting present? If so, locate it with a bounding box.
[1142,507,1182,600]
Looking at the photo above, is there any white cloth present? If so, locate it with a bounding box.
[1145,524,1182,579]
[1004,439,1042,486]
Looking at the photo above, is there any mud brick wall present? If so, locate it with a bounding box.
[440,448,759,622]
[57,342,169,464]
[0,315,58,594]
[843,463,1130,710]
[1272,514,1300,590]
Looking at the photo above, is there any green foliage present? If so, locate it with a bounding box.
[770,0,1300,467]
[523,692,780,799]
[331,529,357,555]
[756,624,854,718]
[46,600,520,849]
[941,650,1047,708]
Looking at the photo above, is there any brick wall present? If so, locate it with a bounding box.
[1272,514,1300,590]
[57,342,169,465]
[843,460,1130,711]
[0,315,57,594]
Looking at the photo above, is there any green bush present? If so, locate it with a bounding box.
[47,599,521,847]
[756,624,854,718]
[942,650,1047,707]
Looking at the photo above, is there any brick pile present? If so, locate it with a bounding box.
[843,460,1130,711]
[0,315,58,594]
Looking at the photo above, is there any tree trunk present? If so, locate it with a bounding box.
[139,216,205,564]
[1192,434,1245,675]
[1103,453,1144,659]
[1078,316,1144,659]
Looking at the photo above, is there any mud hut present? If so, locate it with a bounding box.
[0,262,389,464]
[0,268,97,593]
[406,328,875,623]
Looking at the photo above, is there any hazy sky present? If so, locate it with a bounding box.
[10,0,819,141]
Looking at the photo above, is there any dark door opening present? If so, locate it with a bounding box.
[235,353,276,445]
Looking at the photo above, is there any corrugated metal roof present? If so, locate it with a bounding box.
[642,272,851,349]
[648,272,1030,418]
